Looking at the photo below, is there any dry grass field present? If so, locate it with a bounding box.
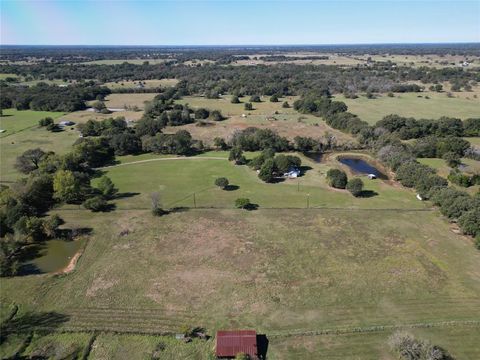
[104,78,179,89]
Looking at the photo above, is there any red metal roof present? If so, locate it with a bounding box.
[216,330,257,358]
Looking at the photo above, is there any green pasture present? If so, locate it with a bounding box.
[100,152,425,210]
[335,92,480,124]
[0,109,65,137]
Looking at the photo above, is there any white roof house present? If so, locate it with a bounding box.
[284,167,301,178]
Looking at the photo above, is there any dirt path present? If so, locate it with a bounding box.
[99,156,228,169]
[57,251,83,274]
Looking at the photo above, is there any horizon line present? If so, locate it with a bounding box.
[1,41,479,47]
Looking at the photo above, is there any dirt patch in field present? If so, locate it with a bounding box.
[86,275,119,297]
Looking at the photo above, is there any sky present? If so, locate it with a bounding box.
[1,0,479,45]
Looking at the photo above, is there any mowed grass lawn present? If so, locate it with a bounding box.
[1,208,479,358]
[0,109,65,137]
[100,152,425,210]
[335,92,480,124]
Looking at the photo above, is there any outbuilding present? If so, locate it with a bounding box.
[216,330,258,359]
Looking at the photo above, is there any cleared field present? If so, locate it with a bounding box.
[176,95,300,116]
[99,152,425,210]
[0,73,19,80]
[58,109,143,124]
[102,93,156,110]
[0,109,65,137]
[170,96,355,145]
[336,92,480,124]
[104,78,179,89]
[1,207,479,358]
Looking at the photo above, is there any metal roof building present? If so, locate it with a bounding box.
[215,330,258,359]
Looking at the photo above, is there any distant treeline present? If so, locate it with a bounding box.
[1,61,477,96]
[1,43,478,63]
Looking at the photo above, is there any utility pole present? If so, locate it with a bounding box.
[306,193,310,209]
[193,192,196,208]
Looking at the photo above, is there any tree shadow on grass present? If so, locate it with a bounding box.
[298,165,313,177]
[114,192,140,199]
[1,311,70,343]
[245,203,259,211]
[224,185,239,191]
[359,190,378,198]
[168,207,190,214]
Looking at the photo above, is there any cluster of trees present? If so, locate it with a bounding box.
[0,82,111,112]
[388,331,453,360]
[326,168,364,196]
[1,142,119,276]
[141,130,196,155]
[378,144,479,241]
[230,128,290,152]
[375,115,480,139]
[447,169,480,188]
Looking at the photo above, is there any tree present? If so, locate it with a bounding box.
[214,177,229,189]
[458,208,480,236]
[258,158,276,183]
[109,133,141,155]
[42,214,63,238]
[326,169,348,189]
[150,192,166,216]
[96,176,117,199]
[274,154,290,174]
[282,101,290,108]
[244,103,253,111]
[53,170,82,203]
[83,196,108,212]
[13,216,45,242]
[213,137,228,150]
[442,152,461,168]
[231,96,240,104]
[38,117,54,127]
[270,94,279,102]
[194,108,209,119]
[235,198,251,209]
[228,146,243,163]
[210,110,224,121]
[92,100,108,113]
[14,148,46,174]
[249,95,261,102]
[346,178,364,197]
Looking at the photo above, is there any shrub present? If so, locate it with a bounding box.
[475,234,480,250]
[235,198,251,209]
[83,196,108,212]
[282,101,290,108]
[326,168,348,189]
[39,117,54,127]
[96,175,118,198]
[346,178,364,197]
[270,94,279,102]
[249,95,261,102]
[215,177,229,189]
[447,169,472,187]
[210,110,224,121]
[244,103,253,111]
[231,96,240,104]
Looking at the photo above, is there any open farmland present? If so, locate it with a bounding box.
[102,93,156,110]
[1,207,479,359]
[336,91,480,124]
[104,78,179,89]
[171,96,355,145]
[0,109,65,137]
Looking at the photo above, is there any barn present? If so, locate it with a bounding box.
[215,330,258,359]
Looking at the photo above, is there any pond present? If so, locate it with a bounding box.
[20,238,85,275]
[338,157,387,179]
